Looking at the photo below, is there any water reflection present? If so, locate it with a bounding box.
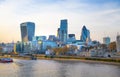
[0,59,120,77]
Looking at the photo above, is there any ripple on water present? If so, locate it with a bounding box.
[0,59,120,77]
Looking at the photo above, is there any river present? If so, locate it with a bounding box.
[0,59,120,77]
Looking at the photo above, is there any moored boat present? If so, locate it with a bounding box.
[0,58,13,63]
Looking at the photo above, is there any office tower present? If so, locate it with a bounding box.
[33,36,46,41]
[80,26,91,42]
[69,34,75,39]
[68,34,76,41]
[20,22,35,42]
[116,35,120,52]
[59,19,68,43]
[48,35,56,41]
[103,37,110,46]
[57,28,60,39]
[67,34,76,44]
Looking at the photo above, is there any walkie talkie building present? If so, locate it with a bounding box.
[20,22,35,42]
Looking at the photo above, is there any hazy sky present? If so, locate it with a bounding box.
[0,0,120,43]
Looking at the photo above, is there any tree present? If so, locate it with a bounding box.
[0,46,2,53]
[68,45,77,52]
[53,47,62,55]
[53,46,69,55]
[62,46,69,55]
[109,42,116,52]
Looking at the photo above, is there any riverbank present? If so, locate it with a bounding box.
[0,55,120,65]
[40,55,120,65]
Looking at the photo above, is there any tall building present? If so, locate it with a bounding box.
[57,28,60,39]
[67,34,76,44]
[68,34,76,41]
[80,26,91,42]
[58,19,68,43]
[20,22,35,42]
[116,35,120,52]
[69,34,75,39]
[103,37,110,46]
[33,36,46,41]
[48,35,56,41]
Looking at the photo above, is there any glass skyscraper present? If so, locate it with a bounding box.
[116,35,120,52]
[58,19,68,43]
[80,26,91,42]
[20,22,35,42]
[103,37,110,46]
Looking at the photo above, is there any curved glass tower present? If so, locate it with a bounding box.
[80,26,91,42]
[20,22,35,42]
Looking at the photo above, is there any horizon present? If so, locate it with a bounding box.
[0,0,120,43]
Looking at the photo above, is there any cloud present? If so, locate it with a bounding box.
[0,0,120,43]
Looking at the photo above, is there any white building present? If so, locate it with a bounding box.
[116,35,120,52]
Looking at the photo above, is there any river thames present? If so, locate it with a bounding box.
[0,59,120,77]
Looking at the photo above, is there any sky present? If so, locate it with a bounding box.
[0,0,120,43]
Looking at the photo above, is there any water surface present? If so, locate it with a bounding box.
[0,59,120,77]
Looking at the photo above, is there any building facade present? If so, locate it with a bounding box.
[33,36,46,41]
[42,40,57,52]
[58,19,68,43]
[68,34,75,39]
[48,35,56,41]
[57,28,60,39]
[103,37,110,46]
[20,22,35,42]
[67,34,76,44]
[116,35,120,52]
[80,26,91,42]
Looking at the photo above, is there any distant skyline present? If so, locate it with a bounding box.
[0,0,120,43]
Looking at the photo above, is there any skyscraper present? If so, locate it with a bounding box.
[58,19,68,43]
[80,26,91,42]
[57,28,60,39]
[116,35,120,52]
[67,34,76,44]
[103,37,110,46]
[48,35,56,41]
[20,22,35,42]
[68,34,76,40]
[33,36,46,41]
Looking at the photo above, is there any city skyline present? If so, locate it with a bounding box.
[0,0,120,43]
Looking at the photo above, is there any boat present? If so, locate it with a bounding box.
[30,54,37,60]
[0,58,13,63]
[31,56,37,60]
[31,57,37,60]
